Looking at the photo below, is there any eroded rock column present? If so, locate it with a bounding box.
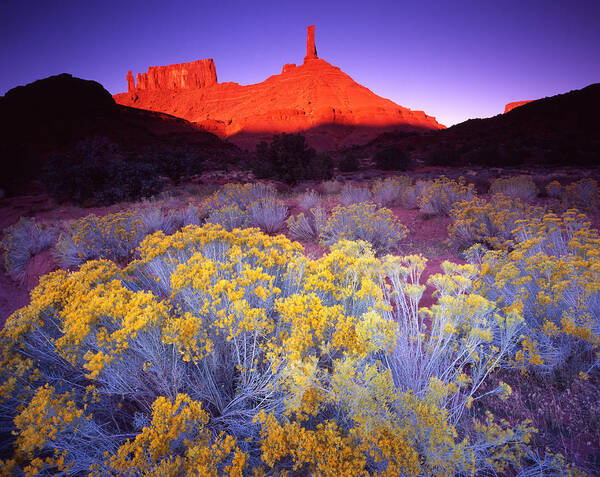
[304,25,318,62]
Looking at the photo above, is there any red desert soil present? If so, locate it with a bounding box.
[114,26,444,151]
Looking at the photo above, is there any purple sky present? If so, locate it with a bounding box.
[2,0,599,126]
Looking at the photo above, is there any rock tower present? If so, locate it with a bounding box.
[304,25,318,62]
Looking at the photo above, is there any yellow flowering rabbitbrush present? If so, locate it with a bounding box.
[320,202,407,254]
[0,224,554,475]
[469,209,600,374]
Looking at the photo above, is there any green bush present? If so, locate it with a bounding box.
[253,133,333,184]
[139,145,204,185]
[426,145,462,167]
[338,151,360,172]
[46,157,163,205]
[373,145,411,170]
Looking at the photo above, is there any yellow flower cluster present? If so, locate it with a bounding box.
[418,176,476,216]
[320,202,407,254]
[371,175,412,206]
[473,411,535,474]
[55,278,169,377]
[135,222,302,267]
[202,183,272,212]
[255,370,479,476]
[106,394,247,476]
[489,175,538,202]
[474,210,600,373]
[55,211,144,266]
[448,194,541,250]
[14,384,84,458]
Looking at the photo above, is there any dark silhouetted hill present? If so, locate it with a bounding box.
[0,74,238,196]
[361,83,600,168]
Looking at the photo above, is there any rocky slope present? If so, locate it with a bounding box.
[114,26,445,151]
[504,100,534,113]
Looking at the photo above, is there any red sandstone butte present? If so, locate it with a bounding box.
[115,26,445,151]
[504,100,534,113]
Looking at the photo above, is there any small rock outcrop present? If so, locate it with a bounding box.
[127,59,217,92]
[126,71,135,93]
[304,25,318,62]
[281,63,296,74]
[504,100,534,113]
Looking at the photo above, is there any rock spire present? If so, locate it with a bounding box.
[304,25,318,62]
[126,71,135,93]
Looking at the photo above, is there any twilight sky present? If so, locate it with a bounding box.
[1,0,599,126]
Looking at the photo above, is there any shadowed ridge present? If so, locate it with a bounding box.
[351,82,600,167]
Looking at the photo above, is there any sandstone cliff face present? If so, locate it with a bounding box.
[504,100,534,113]
[115,26,444,150]
[128,59,217,91]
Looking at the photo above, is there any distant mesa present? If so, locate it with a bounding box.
[115,25,445,151]
[504,100,534,113]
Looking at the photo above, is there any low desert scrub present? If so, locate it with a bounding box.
[545,180,563,199]
[546,178,599,212]
[0,217,57,282]
[489,175,538,202]
[296,189,322,211]
[419,176,476,216]
[382,253,522,424]
[320,202,407,254]
[0,228,543,475]
[204,182,284,233]
[203,182,278,211]
[247,197,288,233]
[339,183,372,206]
[371,175,412,206]
[136,201,201,235]
[319,179,343,195]
[338,150,360,172]
[54,211,145,268]
[287,207,326,240]
[400,182,426,209]
[206,202,250,231]
[469,210,600,377]
[447,194,541,251]
[561,178,599,212]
